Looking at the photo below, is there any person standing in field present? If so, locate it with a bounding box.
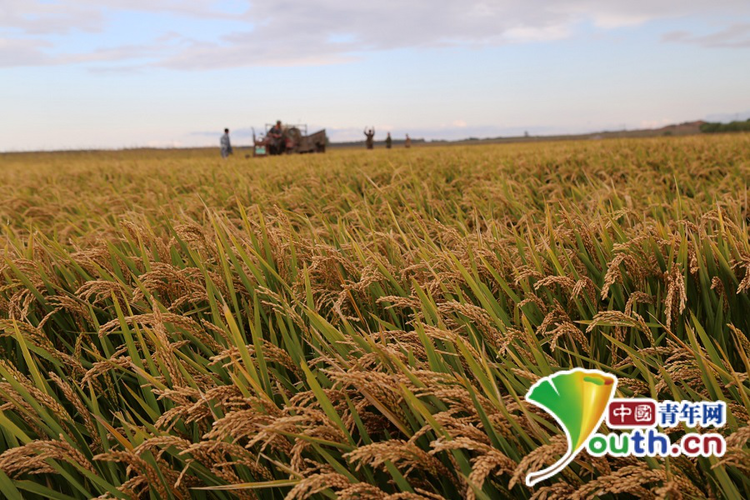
[269,120,285,155]
[405,134,411,149]
[220,128,233,158]
[364,127,375,150]
[385,132,392,149]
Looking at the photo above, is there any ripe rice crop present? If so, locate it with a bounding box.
[0,135,748,499]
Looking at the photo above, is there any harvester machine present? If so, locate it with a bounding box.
[253,123,327,157]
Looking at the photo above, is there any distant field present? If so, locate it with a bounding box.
[0,136,749,499]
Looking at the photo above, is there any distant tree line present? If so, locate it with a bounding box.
[700,119,750,134]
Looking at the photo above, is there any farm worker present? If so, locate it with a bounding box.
[269,120,283,138]
[269,120,284,154]
[364,127,375,150]
[385,132,392,149]
[220,128,233,158]
[405,134,411,148]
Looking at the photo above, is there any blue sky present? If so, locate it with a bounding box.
[1,1,749,151]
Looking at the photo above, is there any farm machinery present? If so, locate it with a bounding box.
[252,123,327,157]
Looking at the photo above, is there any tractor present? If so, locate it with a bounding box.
[252,123,327,157]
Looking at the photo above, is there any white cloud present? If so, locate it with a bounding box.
[0,37,155,67]
[504,24,572,43]
[559,0,750,28]
[0,0,233,34]
[0,38,54,66]
[1,1,749,69]
[154,0,750,69]
[0,0,104,35]
[663,24,750,48]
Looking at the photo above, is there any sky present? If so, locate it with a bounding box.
[1,1,750,151]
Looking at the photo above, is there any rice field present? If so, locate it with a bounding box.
[0,135,749,499]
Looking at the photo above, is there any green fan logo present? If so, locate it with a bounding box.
[525,369,616,487]
[524,369,727,487]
